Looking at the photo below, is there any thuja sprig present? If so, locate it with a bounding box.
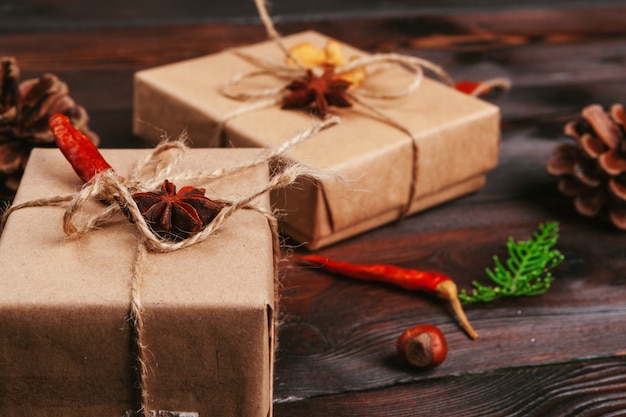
[460,221,564,304]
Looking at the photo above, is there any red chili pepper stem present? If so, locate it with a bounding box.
[435,280,478,340]
[49,113,113,183]
[299,254,478,340]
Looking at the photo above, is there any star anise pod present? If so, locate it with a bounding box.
[0,56,99,199]
[132,180,224,240]
[282,66,352,117]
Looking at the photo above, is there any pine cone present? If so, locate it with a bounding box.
[0,57,99,198]
[547,103,626,229]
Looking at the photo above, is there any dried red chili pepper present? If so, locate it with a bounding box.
[455,80,486,96]
[48,113,112,183]
[455,78,510,97]
[299,255,478,339]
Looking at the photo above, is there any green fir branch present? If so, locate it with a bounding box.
[460,221,564,304]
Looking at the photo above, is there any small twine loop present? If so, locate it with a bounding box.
[129,140,188,190]
[0,116,336,416]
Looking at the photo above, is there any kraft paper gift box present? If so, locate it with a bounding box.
[134,30,500,249]
[0,148,275,417]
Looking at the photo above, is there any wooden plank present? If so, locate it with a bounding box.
[2,8,626,135]
[3,1,625,31]
[274,357,626,416]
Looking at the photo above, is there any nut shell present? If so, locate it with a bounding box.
[396,324,448,368]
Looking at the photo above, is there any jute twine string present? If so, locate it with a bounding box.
[254,0,305,70]
[215,0,475,218]
[0,117,337,416]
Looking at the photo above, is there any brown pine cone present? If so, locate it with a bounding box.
[547,103,626,229]
[0,57,99,198]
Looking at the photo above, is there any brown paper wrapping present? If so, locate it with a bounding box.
[0,148,275,416]
[134,31,500,249]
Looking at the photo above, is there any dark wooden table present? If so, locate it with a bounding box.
[3,2,626,415]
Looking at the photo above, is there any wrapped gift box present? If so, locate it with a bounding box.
[0,148,275,416]
[134,31,500,249]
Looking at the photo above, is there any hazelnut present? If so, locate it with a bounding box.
[396,324,448,368]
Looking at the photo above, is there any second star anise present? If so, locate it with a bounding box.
[132,179,224,240]
[282,66,352,117]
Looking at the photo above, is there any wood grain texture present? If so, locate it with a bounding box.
[275,357,626,416]
[3,0,625,30]
[275,210,626,399]
[2,3,626,415]
[2,6,626,148]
